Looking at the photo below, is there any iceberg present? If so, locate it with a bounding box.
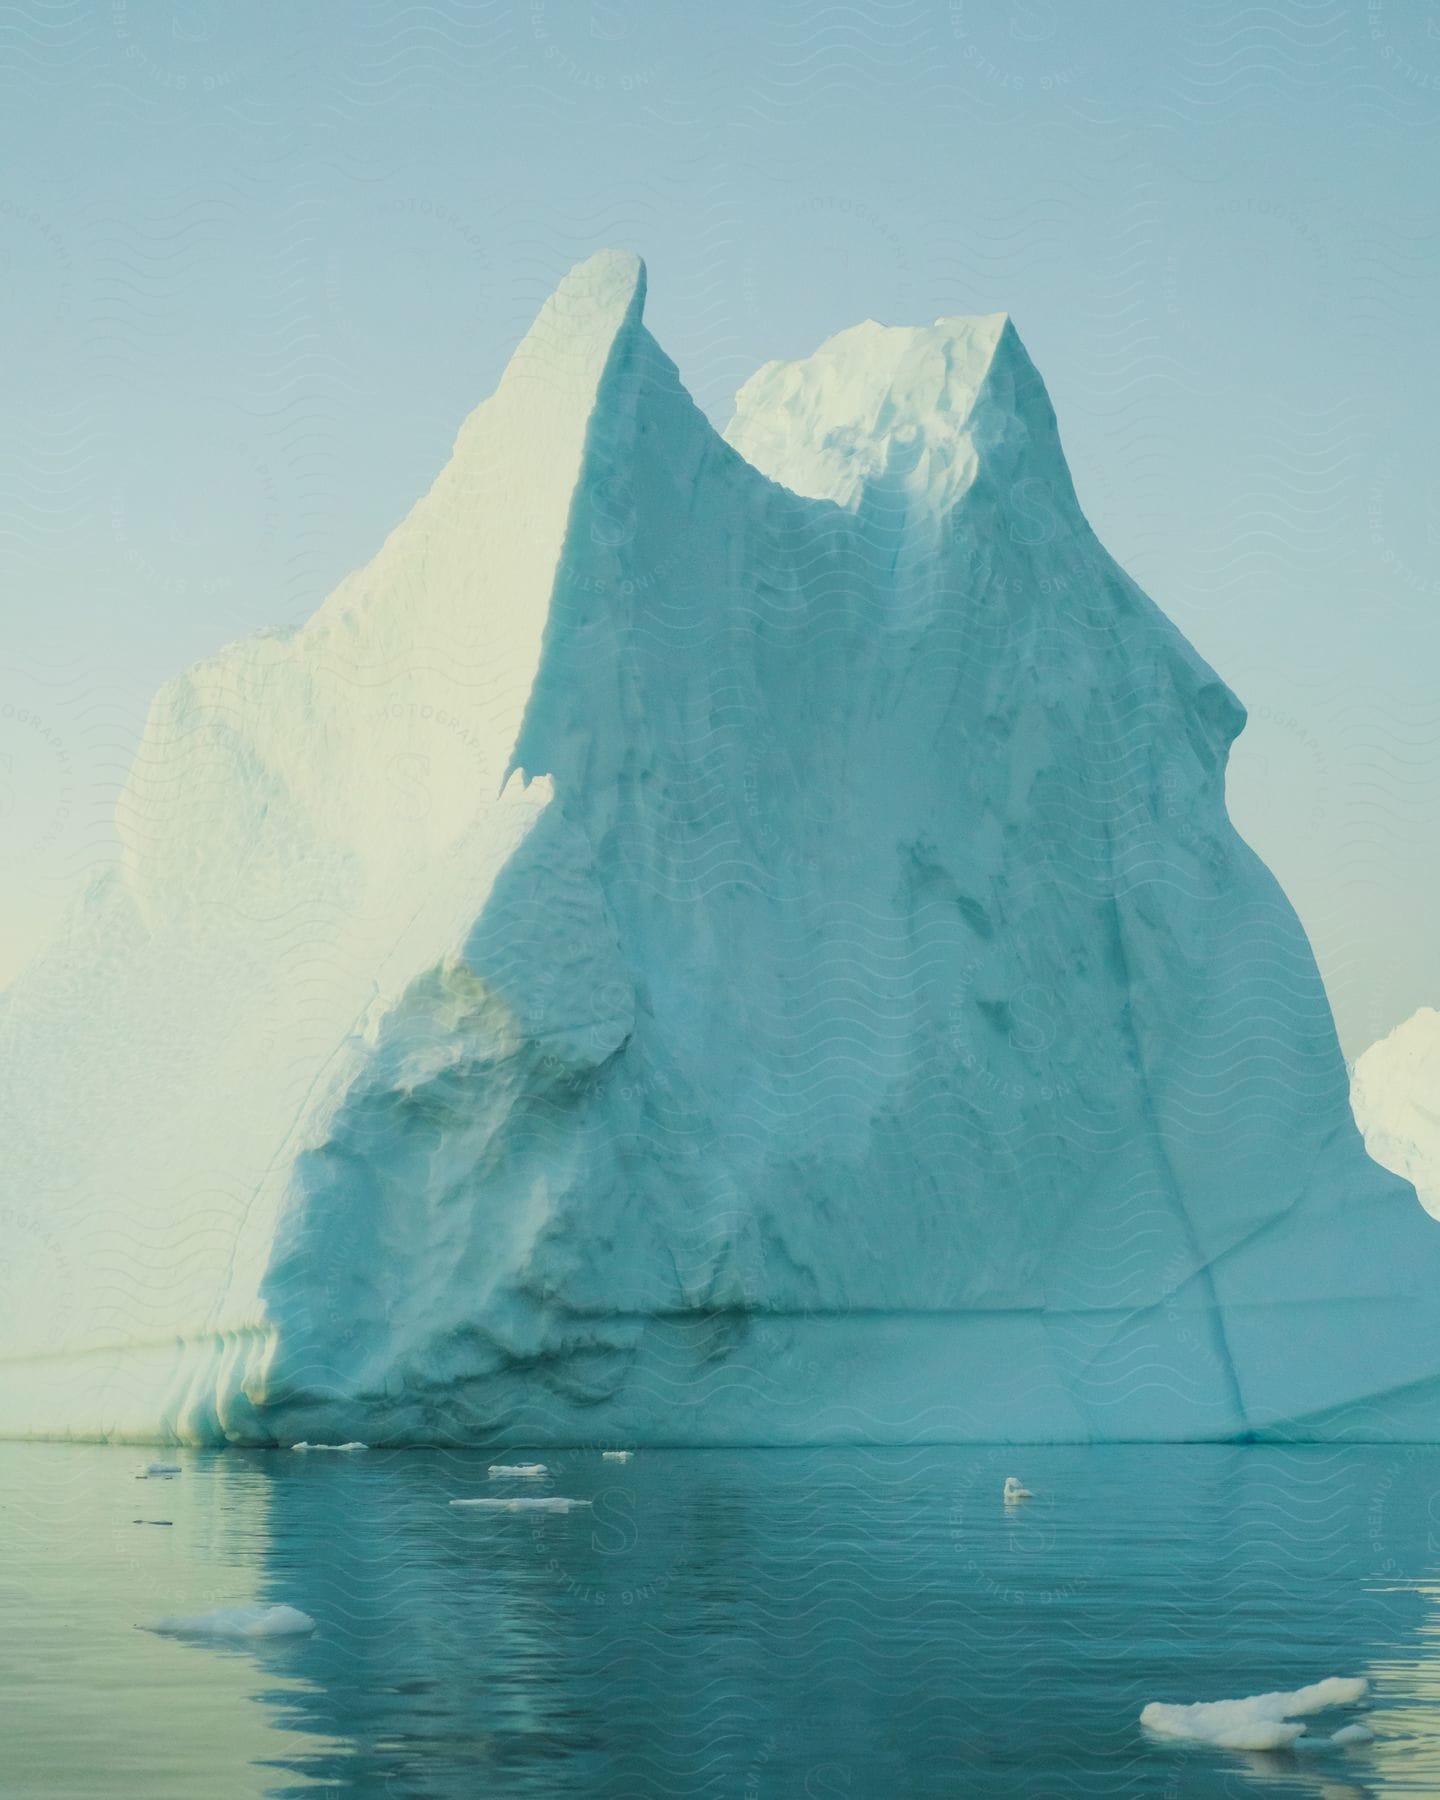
[2,250,1439,1447]
[1351,1008,1440,1217]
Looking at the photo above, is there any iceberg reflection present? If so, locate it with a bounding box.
[235,1445,1440,1799]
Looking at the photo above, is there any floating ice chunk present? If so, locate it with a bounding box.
[487,1462,548,1478]
[1003,1476,1033,1503]
[1291,1721,1378,1753]
[291,1442,368,1452]
[450,1496,591,1513]
[143,1462,181,1476]
[1329,1725,1375,1746]
[601,1451,632,1462]
[141,1604,316,1639]
[1141,1677,1368,1751]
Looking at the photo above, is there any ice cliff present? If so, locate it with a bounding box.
[3,250,1438,1446]
[1352,1010,1440,1219]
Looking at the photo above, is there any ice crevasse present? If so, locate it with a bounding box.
[2,249,1438,1446]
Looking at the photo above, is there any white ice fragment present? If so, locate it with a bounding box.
[141,1604,316,1639]
[1003,1476,1032,1503]
[601,1451,632,1462]
[450,1496,591,1513]
[1329,1725,1375,1746]
[1141,1677,1368,1751]
[291,1442,368,1452]
[487,1462,547,1478]
[144,1462,181,1475]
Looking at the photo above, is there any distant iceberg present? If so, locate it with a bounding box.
[1351,1008,1440,1217]
[3,251,1438,1447]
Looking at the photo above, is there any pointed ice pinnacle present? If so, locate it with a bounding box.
[2,253,1439,1447]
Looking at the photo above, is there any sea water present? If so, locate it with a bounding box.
[4,1441,1440,1797]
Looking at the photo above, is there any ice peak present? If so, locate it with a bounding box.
[536,247,646,331]
[724,308,1057,515]
[488,248,646,410]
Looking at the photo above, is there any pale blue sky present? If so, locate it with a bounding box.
[2,0,1438,1052]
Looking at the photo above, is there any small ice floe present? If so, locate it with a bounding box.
[450,1496,591,1513]
[1003,1476,1033,1503]
[487,1462,547,1478]
[1327,1725,1375,1746]
[1141,1676,1369,1752]
[602,1451,632,1463]
[139,1462,181,1478]
[140,1604,316,1639]
[291,1442,368,1452]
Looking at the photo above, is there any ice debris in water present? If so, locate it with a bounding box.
[1141,1677,1368,1751]
[141,1604,316,1639]
[1003,1476,1032,1503]
[291,1442,368,1452]
[450,1497,591,1513]
[487,1462,547,1478]
[602,1451,632,1462]
[142,1462,181,1476]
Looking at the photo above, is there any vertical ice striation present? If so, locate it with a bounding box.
[1,252,1437,1446]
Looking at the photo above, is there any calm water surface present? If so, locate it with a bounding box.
[5,1442,1440,1797]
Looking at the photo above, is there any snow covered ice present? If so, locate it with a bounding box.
[3,249,1439,1447]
